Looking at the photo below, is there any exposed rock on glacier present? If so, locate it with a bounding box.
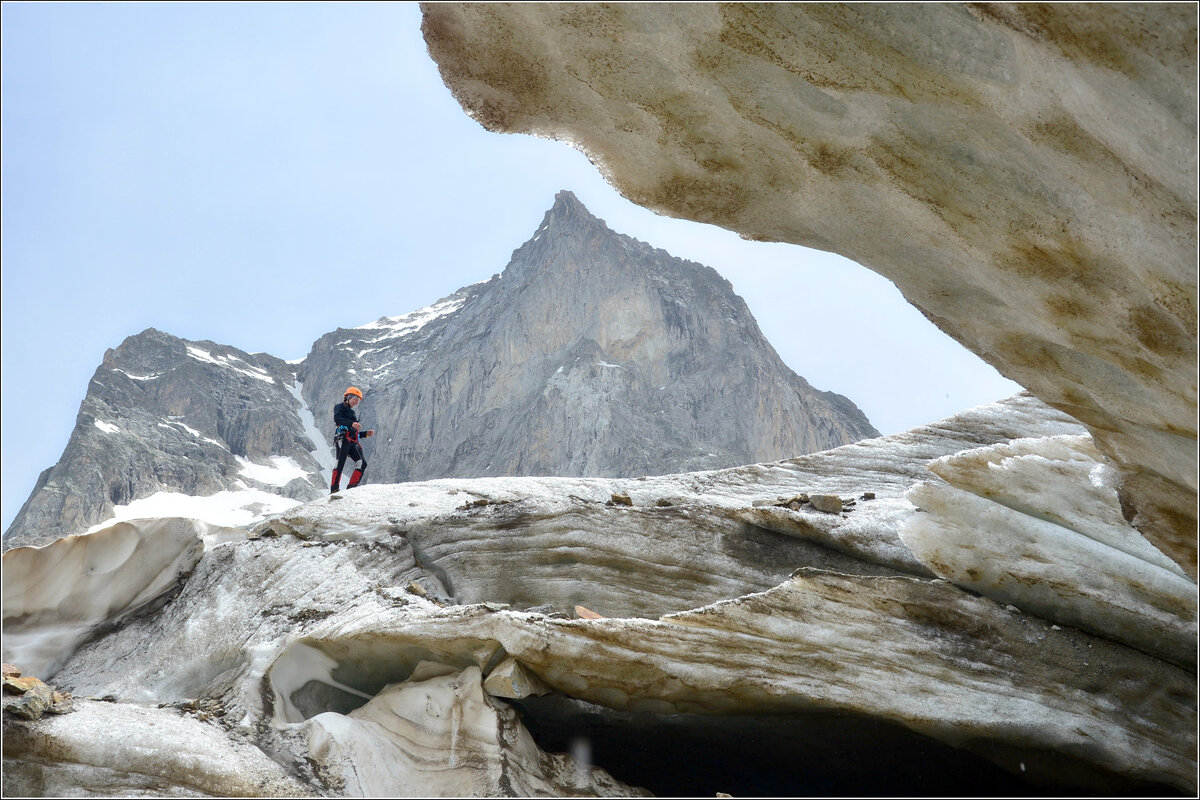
[2,394,1192,796]
[2,667,73,721]
[419,2,1198,577]
[483,657,551,700]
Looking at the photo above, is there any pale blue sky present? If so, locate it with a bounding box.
[1,2,1019,531]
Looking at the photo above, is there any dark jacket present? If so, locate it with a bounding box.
[333,402,360,439]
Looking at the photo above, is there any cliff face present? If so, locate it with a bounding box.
[299,190,876,482]
[420,3,1198,578]
[4,192,876,548]
[3,330,325,549]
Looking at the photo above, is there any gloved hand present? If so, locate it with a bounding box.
[363,430,376,438]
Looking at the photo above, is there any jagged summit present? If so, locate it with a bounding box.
[5,192,878,547]
[524,191,672,260]
[517,190,598,245]
[502,190,631,283]
[299,190,878,485]
[531,190,670,253]
[503,191,737,320]
[547,188,590,219]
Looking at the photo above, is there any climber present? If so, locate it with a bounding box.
[331,386,375,493]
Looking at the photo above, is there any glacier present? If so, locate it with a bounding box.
[3,394,1193,796]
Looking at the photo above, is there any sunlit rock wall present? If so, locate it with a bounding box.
[420,2,1198,576]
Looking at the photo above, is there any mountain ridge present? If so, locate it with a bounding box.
[297,190,877,482]
[4,191,878,548]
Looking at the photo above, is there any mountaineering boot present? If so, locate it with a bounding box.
[330,469,342,494]
[347,469,364,489]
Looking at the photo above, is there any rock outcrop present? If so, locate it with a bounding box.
[419,2,1198,578]
[2,664,73,721]
[3,394,1193,796]
[298,190,877,482]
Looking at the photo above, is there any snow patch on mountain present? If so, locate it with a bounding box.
[112,368,164,381]
[356,294,467,340]
[236,456,308,487]
[288,381,336,486]
[157,421,226,449]
[185,346,275,384]
[85,488,300,533]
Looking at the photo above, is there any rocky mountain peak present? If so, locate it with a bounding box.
[4,329,324,548]
[502,191,732,314]
[529,190,604,245]
[6,191,879,548]
[298,191,877,484]
[546,189,593,224]
[502,190,624,286]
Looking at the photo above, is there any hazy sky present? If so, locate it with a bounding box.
[1,2,1020,531]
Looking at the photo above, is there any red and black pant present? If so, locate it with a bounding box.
[331,436,367,493]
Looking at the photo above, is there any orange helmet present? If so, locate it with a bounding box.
[344,386,363,399]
